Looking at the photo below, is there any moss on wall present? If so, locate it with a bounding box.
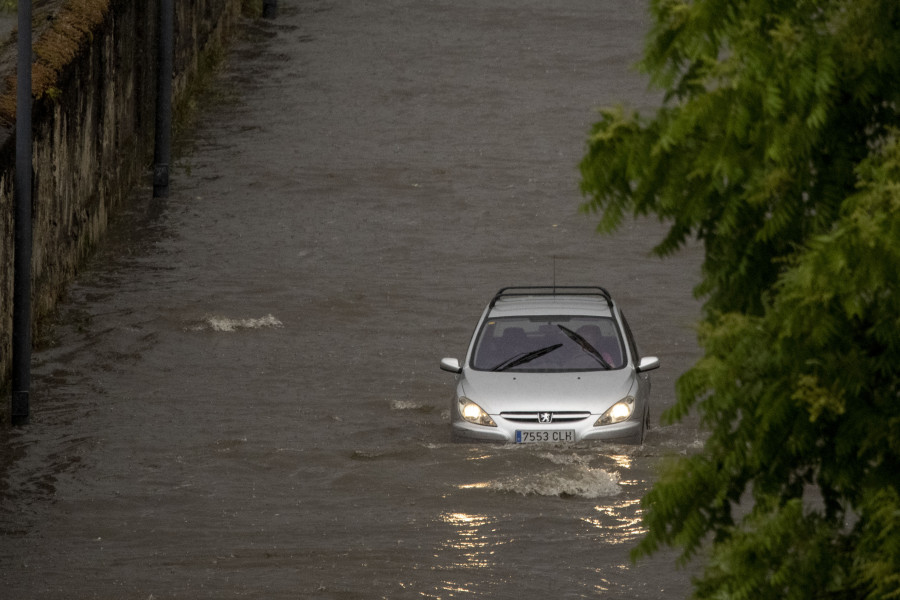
[0,0,110,123]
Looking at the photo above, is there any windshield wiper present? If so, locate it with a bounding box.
[558,325,612,369]
[492,343,563,372]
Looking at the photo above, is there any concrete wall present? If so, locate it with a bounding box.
[0,0,253,395]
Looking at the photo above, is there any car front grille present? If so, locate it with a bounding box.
[500,411,592,423]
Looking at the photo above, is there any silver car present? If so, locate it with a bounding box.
[440,286,660,445]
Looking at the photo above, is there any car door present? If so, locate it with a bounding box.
[620,311,651,406]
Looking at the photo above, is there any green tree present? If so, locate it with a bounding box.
[579,0,900,597]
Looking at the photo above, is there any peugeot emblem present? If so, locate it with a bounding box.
[539,412,553,423]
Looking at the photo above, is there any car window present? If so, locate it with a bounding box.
[470,316,626,372]
[620,311,640,363]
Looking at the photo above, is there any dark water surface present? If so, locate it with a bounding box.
[1,1,704,597]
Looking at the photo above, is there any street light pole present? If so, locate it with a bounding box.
[12,0,33,426]
[153,0,173,198]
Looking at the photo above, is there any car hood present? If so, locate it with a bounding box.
[459,368,635,414]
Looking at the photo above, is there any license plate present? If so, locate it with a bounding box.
[516,430,575,444]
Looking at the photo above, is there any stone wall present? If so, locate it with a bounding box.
[0,0,253,394]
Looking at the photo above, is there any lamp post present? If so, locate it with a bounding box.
[12,0,33,426]
[153,0,173,198]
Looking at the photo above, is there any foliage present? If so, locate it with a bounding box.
[640,141,900,597]
[581,0,900,316]
[579,0,900,597]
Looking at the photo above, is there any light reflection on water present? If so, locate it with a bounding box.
[458,482,492,490]
[609,453,633,469]
[437,512,499,570]
[465,453,495,462]
[592,565,632,594]
[582,498,646,544]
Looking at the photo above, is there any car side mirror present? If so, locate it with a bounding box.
[440,357,462,374]
[637,356,660,373]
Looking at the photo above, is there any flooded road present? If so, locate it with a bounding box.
[1,1,703,597]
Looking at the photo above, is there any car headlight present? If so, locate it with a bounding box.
[458,397,497,427]
[595,396,635,426]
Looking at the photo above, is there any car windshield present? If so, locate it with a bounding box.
[470,315,626,372]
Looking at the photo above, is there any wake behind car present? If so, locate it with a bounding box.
[440,286,659,445]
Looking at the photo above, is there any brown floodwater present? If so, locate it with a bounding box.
[1,2,704,598]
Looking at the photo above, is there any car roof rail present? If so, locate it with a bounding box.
[489,286,614,309]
